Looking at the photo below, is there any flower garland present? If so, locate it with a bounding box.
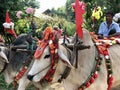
[90,32,120,90]
[44,40,59,82]
[78,55,102,90]
[34,26,61,83]
[94,40,114,90]
[43,27,62,82]
[78,32,120,90]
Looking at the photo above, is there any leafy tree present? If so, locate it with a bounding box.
[50,7,67,19]
[0,0,40,43]
[65,0,75,22]
[64,0,120,33]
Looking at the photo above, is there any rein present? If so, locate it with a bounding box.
[33,64,51,77]
[58,44,73,82]
[13,49,34,90]
[0,62,7,74]
[14,54,33,81]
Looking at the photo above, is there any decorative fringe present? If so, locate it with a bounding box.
[107,76,113,90]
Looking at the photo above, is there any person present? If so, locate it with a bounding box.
[98,11,120,38]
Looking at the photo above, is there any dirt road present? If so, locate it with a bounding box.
[44,83,120,90]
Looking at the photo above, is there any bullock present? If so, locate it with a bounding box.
[0,32,70,90]
[27,29,120,90]
[0,34,44,90]
[0,45,9,73]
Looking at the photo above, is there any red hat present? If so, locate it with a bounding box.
[5,11,11,23]
[3,11,14,29]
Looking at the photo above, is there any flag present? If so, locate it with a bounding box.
[74,0,85,38]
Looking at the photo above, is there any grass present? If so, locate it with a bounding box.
[0,74,36,90]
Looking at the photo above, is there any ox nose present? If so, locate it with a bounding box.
[27,75,34,81]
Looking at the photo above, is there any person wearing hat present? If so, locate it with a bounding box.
[3,11,17,38]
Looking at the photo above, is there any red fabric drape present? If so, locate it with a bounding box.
[75,0,85,38]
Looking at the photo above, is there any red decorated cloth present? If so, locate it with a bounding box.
[34,41,48,59]
[35,26,60,82]
[4,28,17,38]
[34,26,61,59]
[90,32,114,90]
[74,0,85,38]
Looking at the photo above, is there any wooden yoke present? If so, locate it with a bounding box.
[66,34,90,68]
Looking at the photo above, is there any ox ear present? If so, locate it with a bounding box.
[0,49,9,63]
[58,49,73,68]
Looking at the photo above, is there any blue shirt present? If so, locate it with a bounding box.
[98,21,120,36]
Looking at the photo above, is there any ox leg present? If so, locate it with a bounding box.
[17,76,30,90]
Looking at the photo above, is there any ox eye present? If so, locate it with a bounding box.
[44,54,50,58]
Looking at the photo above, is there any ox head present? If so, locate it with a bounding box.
[27,44,72,82]
[0,46,9,63]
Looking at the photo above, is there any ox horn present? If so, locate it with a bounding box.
[58,49,74,69]
[0,51,9,63]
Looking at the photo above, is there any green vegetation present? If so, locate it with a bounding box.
[0,0,120,89]
[0,74,36,90]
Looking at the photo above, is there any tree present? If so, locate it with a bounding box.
[0,0,40,43]
[64,0,120,33]
[83,0,120,33]
[65,0,75,22]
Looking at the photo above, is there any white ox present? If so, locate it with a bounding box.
[0,45,43,90]
[28,29,120,90]
[0,34,44,90]
[0,34,70,90]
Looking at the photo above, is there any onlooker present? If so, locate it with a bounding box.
[98,11,120,38]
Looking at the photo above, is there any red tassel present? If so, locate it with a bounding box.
[90,77,95,83]
[85,82,90,88]
[93,72,98,78]
[116,40,120,43]
[103,50,108,55]
[109,76,113,81]
[107,82,112,90]
[45,75,49,81]
[107,76,113,90]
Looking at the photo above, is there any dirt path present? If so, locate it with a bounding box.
[44,83,120,90]
[45,83,64,90]
[112,85,120,90]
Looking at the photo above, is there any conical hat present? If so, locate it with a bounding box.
[5,11,11,23]
[3,11,14,29]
